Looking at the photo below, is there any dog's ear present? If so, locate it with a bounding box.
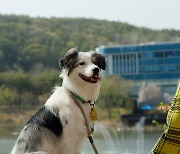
[59,47,78,73]
[91,53,106,70]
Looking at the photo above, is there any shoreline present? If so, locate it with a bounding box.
[0,120,165,137]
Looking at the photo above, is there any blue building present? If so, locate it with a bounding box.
[96,42,180,95]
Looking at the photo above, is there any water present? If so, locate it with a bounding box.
[82,126,161,154]
[0,136,17,154]
[0,129,162,154]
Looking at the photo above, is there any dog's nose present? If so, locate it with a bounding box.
[93,67,99,75]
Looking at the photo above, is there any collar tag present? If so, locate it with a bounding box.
[90,104,97,121]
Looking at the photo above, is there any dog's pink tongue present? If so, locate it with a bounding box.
[90,76,98,82]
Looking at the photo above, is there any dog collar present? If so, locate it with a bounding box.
[70,91,92,104]
[70,91,97,121]
[69,90,97,121]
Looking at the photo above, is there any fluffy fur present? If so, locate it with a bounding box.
[11,47,105,154]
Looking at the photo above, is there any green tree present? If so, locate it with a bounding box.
[98,76,133,119]
[1,15,180,72]
[31,69,60,95]
[0,85,15,105]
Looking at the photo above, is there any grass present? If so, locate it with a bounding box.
[0,128,12,136]
[0,105,40,135]
[0,105,164,136]
[96,107,132,121]
[0,105,130,134]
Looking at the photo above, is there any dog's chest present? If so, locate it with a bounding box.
[54,102,93,153]
[46,87,94,152]
[65,101,93,134]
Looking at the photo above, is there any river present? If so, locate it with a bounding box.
[0,128,162,154]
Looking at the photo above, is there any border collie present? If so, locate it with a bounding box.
[11,47,105,154]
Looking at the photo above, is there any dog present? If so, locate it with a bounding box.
[11,47,105,154]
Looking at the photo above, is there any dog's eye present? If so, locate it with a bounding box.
[79,62,85,65]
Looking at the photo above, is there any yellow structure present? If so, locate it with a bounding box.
[151,82,180,153]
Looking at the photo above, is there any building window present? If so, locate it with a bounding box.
[164,51,174,57]
[154,51,164,58]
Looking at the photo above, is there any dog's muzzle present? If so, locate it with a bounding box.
[79,73,99,83]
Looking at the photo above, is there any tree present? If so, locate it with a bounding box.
[0,85,15,106]
[138,82,165,105]
[0,70,60,107]
[1,15,180,72]
[98,76,132,119]
[31,69,60,95]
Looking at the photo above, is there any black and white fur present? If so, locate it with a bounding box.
[11,47,105,154]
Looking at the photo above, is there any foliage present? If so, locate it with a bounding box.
[0,70,60,107]
[0,85,15,105]
[138,82,164,104]
[137,82,172,105]
[0,14,180,72]
[98,76,133,119]
[0,14,179,110]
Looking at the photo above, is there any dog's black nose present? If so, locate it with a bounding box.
[93,67,99,75]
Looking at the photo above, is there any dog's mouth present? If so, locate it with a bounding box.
[79,74,99,83]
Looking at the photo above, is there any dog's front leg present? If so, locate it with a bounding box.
[62,148,75,154]
[26,152,49,154]
[61,142,82,154]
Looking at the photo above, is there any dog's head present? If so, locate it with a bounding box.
[60,47,105,84]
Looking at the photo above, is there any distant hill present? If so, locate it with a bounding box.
[0,14,180,72]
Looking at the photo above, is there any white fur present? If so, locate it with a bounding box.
[45,87,91,154]
[11,51,103,154]
[45,52,101,153]
[61,52,101,101]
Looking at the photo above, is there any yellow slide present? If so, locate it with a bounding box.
[151,82,180,153]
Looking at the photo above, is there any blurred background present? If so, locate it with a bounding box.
[0,0,180,153]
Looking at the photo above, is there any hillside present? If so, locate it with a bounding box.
[1,14,180,72]
[0,14,175,127]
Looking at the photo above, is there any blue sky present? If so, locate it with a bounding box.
[0,0,180,30]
